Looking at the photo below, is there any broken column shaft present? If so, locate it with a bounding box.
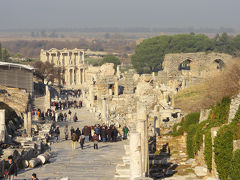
[27,112,32,137]
[130,132,142,180]
[24,113,28,133]
[0,109,5,142]
[137,102,148,176]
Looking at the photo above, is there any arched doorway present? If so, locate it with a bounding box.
[179,59,192,71]
[214,59,224,70]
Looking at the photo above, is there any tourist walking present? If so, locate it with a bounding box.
[4,155,17,180]
[70,126,75,136]
[64,125,69,140]
[79,135,85,149]
[31,173,39,180]
[71,132,78,149]
[75,128,81,141]
[82,126,90,142]
[100,126,107,142]
[73,113,78,122]
[94,124,101,140]
[55,126,60,142]
[68,110,72,121]
[64,113,67,121]
[122,126,129,140]
[93,133,99,150]
[112,126,118,142]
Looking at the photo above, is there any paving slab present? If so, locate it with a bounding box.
[17,107,125,180]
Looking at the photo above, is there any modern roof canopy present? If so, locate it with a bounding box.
[0,62,34,71]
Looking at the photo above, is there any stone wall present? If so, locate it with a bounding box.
[163,52,232,77]
[228,93,240,123]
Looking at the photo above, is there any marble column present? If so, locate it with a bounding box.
[130,132,142,180]
[45,85,51,112]
[116,65,121,78]
[27,112,32,137]
[55,112,58,122]
[83,69,86,83]
[102,97,108,125]
[171,94,175,107]
[82,51,85,64]
[211,127,220,178]
[89,84,95,107]
[136,102,148,176]
[0,110,5,142]
[24,113,28,132]
[114,78,119,96]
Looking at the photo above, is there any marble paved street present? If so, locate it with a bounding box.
[17,108,125,180]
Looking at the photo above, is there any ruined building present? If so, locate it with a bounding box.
[40,48,87,88]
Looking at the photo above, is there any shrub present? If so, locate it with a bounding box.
[204,129,212,171]
[230,149,240,180]
[194,120,208,154]
[186,124,198,158]
[172,112,200,137]
[214,126,233,180]
[183,112,200,130]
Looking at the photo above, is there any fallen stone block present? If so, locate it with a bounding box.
[29,158,42,168]
[194,166,208,177]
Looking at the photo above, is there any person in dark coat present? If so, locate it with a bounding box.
[112,126,118,142]
[94,125,101,140]
[100,126,107,142]
[32,173,39,180]
[70,127,75,136]
[55,126,60,142]
[75,128,81,141]
[82,126,90,142]
[92,133,99,150]
[79,135,85,149]
[107,127,113,142]
[5,155,17,180]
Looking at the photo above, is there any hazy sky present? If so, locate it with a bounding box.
[0,0,239,29]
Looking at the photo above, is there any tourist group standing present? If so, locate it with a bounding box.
[65,124,128,150]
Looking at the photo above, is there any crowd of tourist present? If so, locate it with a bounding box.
[58,124,130,150]
[51,100,83,110]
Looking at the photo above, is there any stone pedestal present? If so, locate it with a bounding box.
[27,112,32,137]
[0,110,5,142]
[130,132,142,180]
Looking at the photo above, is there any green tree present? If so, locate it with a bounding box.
[15,53,22,62]
[231,34,240,56]
[33,61,64,84]
[213,32,234,55]
[99,55,121,70]
[1,48,10,61]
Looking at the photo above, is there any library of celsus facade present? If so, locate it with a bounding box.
[40,48,86,88]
